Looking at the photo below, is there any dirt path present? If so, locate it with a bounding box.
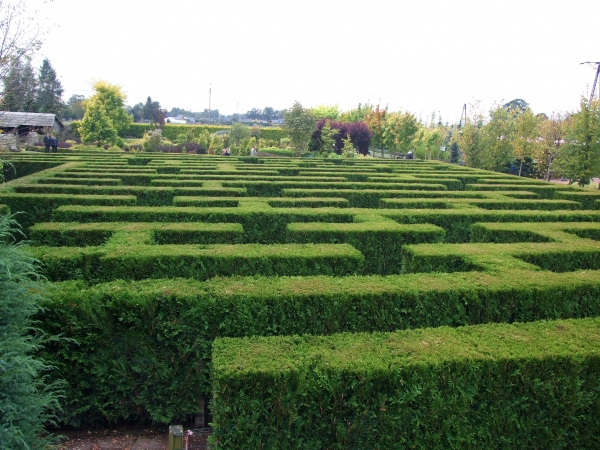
[54,427,168,450]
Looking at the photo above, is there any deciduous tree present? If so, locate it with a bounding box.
[364,104,387,152]
[283,101,317,156]
[533,111,570,181]
[382,111,419,155]
[311,104,340,120]
[554,99,600,186]
[512,108,540,176]
[0,0,46,103]
[479,105,515,171]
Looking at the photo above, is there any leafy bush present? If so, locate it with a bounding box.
[142,128,163,153]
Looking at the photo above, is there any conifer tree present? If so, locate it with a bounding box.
[36,58,64,116]
[1,57,37,112]
[0,213,63,449]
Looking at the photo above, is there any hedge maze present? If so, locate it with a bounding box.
[2,153,600,447]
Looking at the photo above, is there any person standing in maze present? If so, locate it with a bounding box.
[43,132,52,153]
[51,133,58,153]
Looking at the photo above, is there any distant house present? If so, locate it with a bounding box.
[0,111,65,136]
[165,115,195,125]
[0,112,65,149]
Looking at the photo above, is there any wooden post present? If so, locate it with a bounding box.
[168,425,183,450]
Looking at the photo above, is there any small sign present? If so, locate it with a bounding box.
[440,146,446,152]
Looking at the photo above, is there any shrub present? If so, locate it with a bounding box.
[142,128,163,152]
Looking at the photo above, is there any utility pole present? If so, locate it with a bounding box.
[208,83,212,124]
[459,104,467,127]
[581,62,600,104]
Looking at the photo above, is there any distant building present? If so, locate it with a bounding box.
[165,115,196,125]
[0,111,65,136]
[0,112,65,149]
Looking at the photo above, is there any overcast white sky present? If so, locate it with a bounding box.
[32,0,600,122]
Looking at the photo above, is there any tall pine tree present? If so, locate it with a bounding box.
[36,58,64,116]
[1,58,37,112]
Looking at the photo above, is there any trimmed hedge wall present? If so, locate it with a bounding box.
[32,243,364,282]
[211,317,600,449]
[52,205,356,244]
[0,193,136,229]
[70,121,286,142]
[287,220,444,274]
[29,222,245,247]
[38,271,600,425]
[2,160,64,181]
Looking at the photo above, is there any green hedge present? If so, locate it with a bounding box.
[12,184,248,206]
[224,181,447,198]
[0,193,136,230]
[32,243,364,283]
[172,196,240,207]
[39,177,123,186]
[400,234,600,274]
[29,222,244,247]
[287,221,444,274]
[555,190,600,210]
[70,121,286,142]
[284,189,448,209]
[470,223,553,243]
[267,198,349,208]
[466,183,576,199]
[2,160,64,181]
[381,209,600,243]
[37,270,600,425]
[53,205,355,244]
[381,198,580,211]
[211,317,600,449]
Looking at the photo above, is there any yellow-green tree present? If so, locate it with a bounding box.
[533,112,570,181]
[455,101,485,167]
[84,81,131,134]
[479,105,515,171]
[79,101,118,146]
[512,108,541,176]
[414,126,446,160]
[382,111,419,155]
[311,104,340,120]
[554,99,600,186]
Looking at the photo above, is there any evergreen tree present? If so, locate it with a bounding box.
[79,101,118,146]
[36,58,64,116]
[450,142,460,163]
[0,213,63,449]
[83,81,131,134]
[1,58,37,112]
